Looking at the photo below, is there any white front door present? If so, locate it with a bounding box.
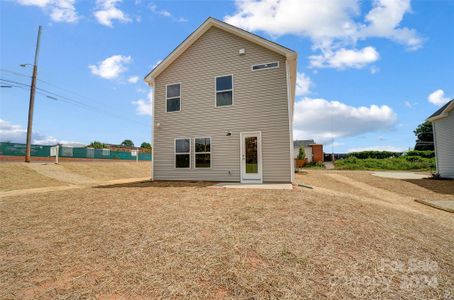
[240,131,262,183]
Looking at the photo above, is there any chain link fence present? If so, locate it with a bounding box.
[0,142,151,161]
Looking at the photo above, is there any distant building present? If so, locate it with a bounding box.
[293,140,324,163]
[427,99,454,178]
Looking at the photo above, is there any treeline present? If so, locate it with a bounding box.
[336,150,435,171]
[87,140,152,152]
[346,150,434,159]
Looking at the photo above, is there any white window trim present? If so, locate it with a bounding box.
[239,131,263,184]
[214,74,234,107]
[174,137,191,169]
[251,61,280,71]
[166,82,182,113]
[194,136,212,169]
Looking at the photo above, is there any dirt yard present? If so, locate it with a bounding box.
[1,164,453,299]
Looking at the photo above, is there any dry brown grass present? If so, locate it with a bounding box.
[339,170,454,199]
[59,161,151,181]
[1,169,453,299]
[0,163,65,191]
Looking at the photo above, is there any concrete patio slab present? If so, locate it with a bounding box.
[209,183,293,190]
[415,199,454,213]
[372,171,430,180]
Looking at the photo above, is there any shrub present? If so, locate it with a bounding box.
[297,146,306,160]
[303,161,325,169]
[335,156,435,171]
[87,141,105,149]
[405,150,435,158]
[347,151,403,159]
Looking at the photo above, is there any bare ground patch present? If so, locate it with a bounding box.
[336,170,453,200]
[0,163,65,191]
[1,177,453,299]
[59,162,151,181]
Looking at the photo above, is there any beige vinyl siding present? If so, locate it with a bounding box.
[433,112,454,178]
[153,27,291,182]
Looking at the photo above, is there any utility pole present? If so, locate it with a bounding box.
[25,25,42,163]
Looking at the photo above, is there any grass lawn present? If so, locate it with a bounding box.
[0,163,66,191]
[335,156,435,171]
[55,161,151,180]
[1,165,453,299]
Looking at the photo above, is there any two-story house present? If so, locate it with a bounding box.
[144,17,297,183]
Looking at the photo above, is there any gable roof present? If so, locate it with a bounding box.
[144,17,297,90]
[427,99,454,122]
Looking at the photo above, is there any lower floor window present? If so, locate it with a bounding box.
[195,137,211,168]
[175,138,190,168]
[176,154,190,168]
[195,153,210,168]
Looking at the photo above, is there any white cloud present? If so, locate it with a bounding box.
[309,46,379,69]
[359,0,422,50]
[127,76,140,84]
[225,0,359,42]
[0,119,28,143]
[347,145,406,153]
[428,89,450,106]
[148,3,187,22]
[404,101,412,108]
[0,119,82,145]
[295,72,312,96]
[152,59,162,69]
[158,9,171,17]
[293,97,397,144]
[370,66,379,74]
[18,0,50,7]
[132,90,153,116]
[17,0,78,23]
[89,55,132,80]
[94,0,131,27]
[225,0,421,69]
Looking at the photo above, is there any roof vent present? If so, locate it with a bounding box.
[252,62,279,71]
[239,48,246,55]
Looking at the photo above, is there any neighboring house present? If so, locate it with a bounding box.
[144,17,297,183]
[293,140,324,163]
[427,99,454,178]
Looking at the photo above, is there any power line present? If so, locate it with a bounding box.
[0,68,31,79]
[1,82,65,102]
[1,67,123,109]
[0,78,149,127]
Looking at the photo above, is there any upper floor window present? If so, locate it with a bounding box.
[252,62,279,71]
[215,75,233,107]
[166,83,181,112]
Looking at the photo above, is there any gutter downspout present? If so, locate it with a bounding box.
[285,58,295,183]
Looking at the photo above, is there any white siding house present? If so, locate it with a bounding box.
[427,99,454,178]
[144,17,297,183]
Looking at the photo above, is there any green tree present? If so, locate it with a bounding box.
[413,121,434,151]
[140,142,151,149]
[88,141,105,149]
[121,139,134,147]
[297,146,306,160]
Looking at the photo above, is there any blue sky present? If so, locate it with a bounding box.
[0,0,453,152]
